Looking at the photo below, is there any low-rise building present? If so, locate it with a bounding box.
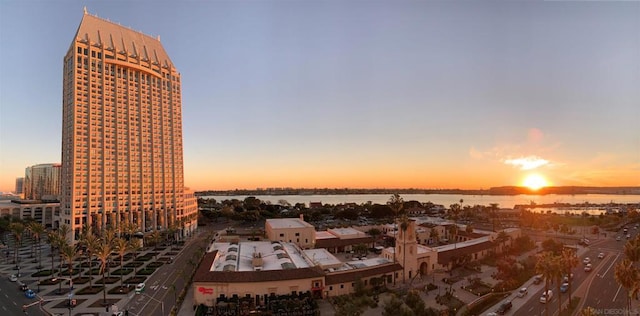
[266,215,316,249]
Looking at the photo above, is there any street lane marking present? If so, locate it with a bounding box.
[613,284,623,302]
[599,253,620,279]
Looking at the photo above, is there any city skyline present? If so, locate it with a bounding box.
[1,1,639,192]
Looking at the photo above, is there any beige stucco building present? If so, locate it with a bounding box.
[265,216,316,249]
[60,10,196,241]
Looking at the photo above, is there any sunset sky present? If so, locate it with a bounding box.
[1,1,639,192]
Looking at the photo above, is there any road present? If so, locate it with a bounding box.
[0,278,46,316]
[122,224,221,316]
[580,227,637,313]
[514,226,634,316]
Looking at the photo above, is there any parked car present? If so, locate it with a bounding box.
[583,257,591,264]
[517,287,528,297]
[24,289,35,299]
[617,236,622,241]
[19,282,28,291]
[496,300,512,315]
[598,252,605,259]
[540,290,553,303]
[135,282,145,294]
[585,263,593,272]
[9,274,17,282]
[560,282,569,293]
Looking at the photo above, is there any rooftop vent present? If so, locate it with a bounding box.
[252,252,263,268]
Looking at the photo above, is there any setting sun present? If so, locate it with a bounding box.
[522,174,549,191]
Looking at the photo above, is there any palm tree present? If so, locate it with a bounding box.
[46,230,61,275]
[367,228,382,248]
[614,259,638,315]
[28,222,45,270]
[399,215,410,283]
[149,230,162,248]
[79,228,99,287]
[448,203,461,249]
[488,203,499,231]
[449,224,459,248]
[624,238,640,262]
[388,193,404,270]
[561,249,579,305]
[128,238,141,274]
[95,239,113,304]
[60,242,78,293]
[495,231,510,254]
[536,252,560,316]
[114,237,130,288]
[9,222,25,266]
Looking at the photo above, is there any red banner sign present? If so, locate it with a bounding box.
[198,287,214,295]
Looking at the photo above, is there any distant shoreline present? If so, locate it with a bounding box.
[196,186,640,197]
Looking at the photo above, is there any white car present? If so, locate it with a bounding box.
[9,274,18,282]
[583,257,591,264]
[585,263,593,272]
[598,252,605,259]
[135,282,145,294]
[540,290,553,303]
[517,287,528,297]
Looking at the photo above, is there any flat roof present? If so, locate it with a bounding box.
[328,227,367,238]
[303,248,342,268]
[433,235,491,252]
[315,231,337,240]
[266,218,314,229]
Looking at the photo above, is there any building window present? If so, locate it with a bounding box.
[340,284,344,289]
[329,286,333,291]
[295,233,300,236]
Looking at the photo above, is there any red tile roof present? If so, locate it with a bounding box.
[325,263,402,285]
[315,236,373,249]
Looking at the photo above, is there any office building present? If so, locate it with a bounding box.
[24,163,61,201]
[60,9,196,241]
[15,177,24,197]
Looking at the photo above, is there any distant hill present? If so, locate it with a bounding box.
[196,186,640,197]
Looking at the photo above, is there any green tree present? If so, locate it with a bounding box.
[367,228,382,248]
[382,295,412,316]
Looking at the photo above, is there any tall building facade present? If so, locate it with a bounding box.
[61,10,196,241]
[24,163,61,200]
[15,177,24,197]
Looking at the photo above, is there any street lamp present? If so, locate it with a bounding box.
[51,275,74,315]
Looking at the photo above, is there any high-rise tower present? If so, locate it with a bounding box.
[61,10,195,241]
[24,163,61,200]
